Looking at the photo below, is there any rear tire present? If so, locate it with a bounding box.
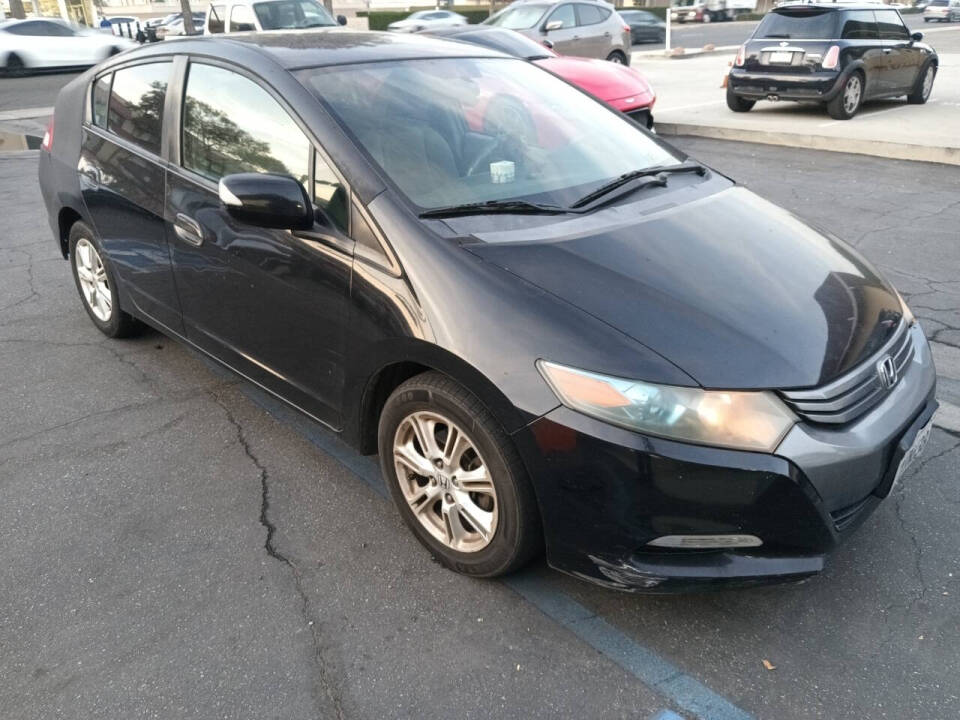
[907,62,936,104]
[726,83,755,112]
[606,50,627,64]
[4,53,25,77]
[826,71,863,120]
[68,221,139,338]
[378,371,542,578]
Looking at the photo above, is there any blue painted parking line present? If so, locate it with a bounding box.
[235,382,754,720]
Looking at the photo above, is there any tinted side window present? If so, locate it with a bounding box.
[314,150,347,232]
[45,21,75,36]
[876,11,909,40]
[92,74,112,128]
[230,4,257,31]
[107,62,170,155]
[548,4,576,28]
[840,11,878,40]
[208,4,226,33]
[6,21,46,35]
[182,63,309,187]
[577,4,606,25]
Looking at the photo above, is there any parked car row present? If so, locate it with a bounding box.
[39,26,936,593]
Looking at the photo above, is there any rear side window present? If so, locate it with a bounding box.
[876,10,909,40]
[92,74,111,128]
[182,63,309,187]
[576,4,609,26]
[107,62,171,155]
[230,4,257,31]
[208,4,226,33]
[755,10,837,39]
[840,11,878,40]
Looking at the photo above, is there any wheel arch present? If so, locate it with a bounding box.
[347,341,531,456]
[57,206,84,258]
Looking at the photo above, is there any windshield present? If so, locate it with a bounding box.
[253,0,336,29]
[754,10,837,39]
[458,29,555,59]
[300,58,678,211]
[484,4,549,29]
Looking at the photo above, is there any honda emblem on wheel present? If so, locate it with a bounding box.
[877,355,898,390]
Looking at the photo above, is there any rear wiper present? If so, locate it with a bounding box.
[570,161,707,210]
[418,199,568,219]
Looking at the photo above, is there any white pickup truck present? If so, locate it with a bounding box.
[670,0,757,23]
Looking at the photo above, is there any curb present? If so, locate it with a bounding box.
[654,121,960,166]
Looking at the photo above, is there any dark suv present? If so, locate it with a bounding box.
[727,3,938,119]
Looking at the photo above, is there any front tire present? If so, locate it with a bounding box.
[68,221,138,338]
[907,62,936,104]
[4,52,26,77]
[378,372,542,578]
[726,83,755,112]
[826,71,863,120]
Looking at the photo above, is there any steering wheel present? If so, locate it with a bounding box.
[465,134,509,178]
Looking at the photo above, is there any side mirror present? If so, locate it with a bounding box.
[542,39,554,49]
[219,173,313,230]
[337,14,347,25]
[911,31,923,42]
[544,19,563,32]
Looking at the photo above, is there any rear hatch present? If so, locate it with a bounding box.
[743,7,839,74]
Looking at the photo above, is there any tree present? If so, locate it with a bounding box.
[180,0,195,35]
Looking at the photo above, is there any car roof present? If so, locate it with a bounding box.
[127,29,509,69]
[772,2,900,10]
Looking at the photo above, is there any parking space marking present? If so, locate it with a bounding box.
[656,100,727,113]
[219,371,754,720]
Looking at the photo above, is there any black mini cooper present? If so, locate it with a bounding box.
[727,3,937,119]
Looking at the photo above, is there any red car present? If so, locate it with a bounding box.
[424,25,656,128]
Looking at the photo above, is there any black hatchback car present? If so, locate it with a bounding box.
[40,31,937,592]
[727,3,937,119]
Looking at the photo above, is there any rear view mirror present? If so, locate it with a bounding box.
[911,31,923,42]
[219,173,313,230]
[337,14,347,25]
[544,19,563,32]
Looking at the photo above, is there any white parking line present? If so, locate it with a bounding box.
[656,100,727,112]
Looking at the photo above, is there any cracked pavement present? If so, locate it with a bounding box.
[1,139,958,720]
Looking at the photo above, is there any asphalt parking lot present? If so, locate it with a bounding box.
[2,132,958,719]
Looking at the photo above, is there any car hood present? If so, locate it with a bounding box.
[464,187,904,390]
[533,56,653,106]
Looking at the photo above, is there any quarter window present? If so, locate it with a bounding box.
[314,150,347,232]
[875,10,909,40]
[547,4,576,28]
[107,62,171,155]
[230,4,258,31]
[182,63,309,188]
[208,5,226,33]
[92,74,111,128]
[840,11,878,40]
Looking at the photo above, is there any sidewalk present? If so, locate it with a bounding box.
[636,51,960,166]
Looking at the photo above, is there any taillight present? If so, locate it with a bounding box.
[623,23,630,32]
[735,45,746,67]
[822,45,840,70]
[41,116,54,152]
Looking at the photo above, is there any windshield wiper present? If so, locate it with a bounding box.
[570,161,707,210]
[418,199,568,219]
[763,33,791,38]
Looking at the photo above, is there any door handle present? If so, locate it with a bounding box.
[882,48,892,54]
[173,213,204,247]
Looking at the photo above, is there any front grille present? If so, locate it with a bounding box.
[779,321,913,425]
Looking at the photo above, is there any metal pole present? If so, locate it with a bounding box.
[665,5,671,52]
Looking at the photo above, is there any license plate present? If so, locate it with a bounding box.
[768,51,794,64]
[892,419,933,492]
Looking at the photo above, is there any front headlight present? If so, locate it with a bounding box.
[895,290,915,326]
[537,361,796,452]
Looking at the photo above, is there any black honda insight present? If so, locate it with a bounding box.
[38,31,937,592]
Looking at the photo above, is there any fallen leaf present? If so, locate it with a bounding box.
[762,659,776,671]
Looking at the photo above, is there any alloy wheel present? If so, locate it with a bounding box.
[74,237,112,322]
[393,411,498,552]
[843,76,861,115]
[922,66,935,100]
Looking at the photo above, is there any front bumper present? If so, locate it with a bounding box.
[512,325,937,592]
[728,67,844,102]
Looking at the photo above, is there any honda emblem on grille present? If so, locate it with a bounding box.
[876,355,898,390]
